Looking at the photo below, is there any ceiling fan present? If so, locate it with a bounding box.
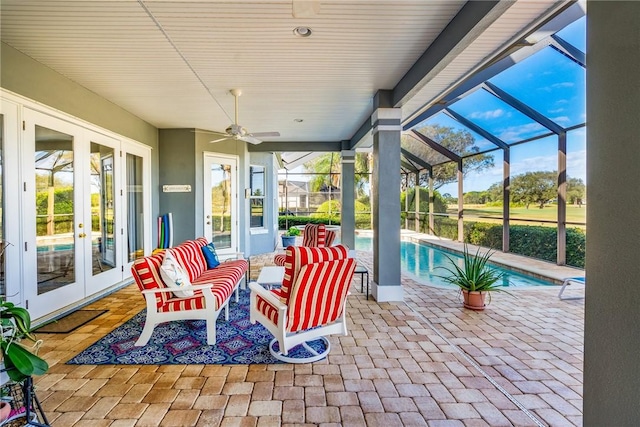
[207,89,280,144]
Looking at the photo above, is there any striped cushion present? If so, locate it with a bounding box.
[160,291,207,312]
[193,259,248,309]
[131,252,169,309]
[273,253,287,267]
[325,230,337,247]
[171,240,207,282]
[256,288,282,326]
[280,245,349,305]
[302,223,326,247]
[193,237,209,247]
[131,238,248,313]
[287,257,356,332]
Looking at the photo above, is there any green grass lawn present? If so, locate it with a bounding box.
[447,204,586,227]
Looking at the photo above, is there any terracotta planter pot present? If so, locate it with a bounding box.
[462,290,487,310]
[0,401,11,423]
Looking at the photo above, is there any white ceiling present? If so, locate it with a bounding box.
[1,0,570,147]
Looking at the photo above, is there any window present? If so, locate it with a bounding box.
[249,165,265,228]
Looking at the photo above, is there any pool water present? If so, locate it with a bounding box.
[355,235,552,288]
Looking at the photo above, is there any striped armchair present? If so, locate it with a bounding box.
[274,223,337,266]
[250,245,356,363]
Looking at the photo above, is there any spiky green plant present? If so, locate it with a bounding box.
[437,245,507,292]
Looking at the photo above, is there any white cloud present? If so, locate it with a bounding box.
[552,82,575,89]
[512,155,557,174]
[498,122,546,142]
[469,109,504,120]
[552,116,571,123]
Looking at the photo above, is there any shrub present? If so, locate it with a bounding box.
[278,215,339,230]
[312,200,341,222]
[425,219,586,268]
[400,188,447,214]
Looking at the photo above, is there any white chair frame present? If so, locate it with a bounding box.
[558,277,586,300]
[136,282,240,346]
[248,281,348,363]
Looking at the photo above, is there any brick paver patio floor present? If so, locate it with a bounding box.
[35,249,584,426]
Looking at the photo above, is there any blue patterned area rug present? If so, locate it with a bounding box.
[67,288,326,365]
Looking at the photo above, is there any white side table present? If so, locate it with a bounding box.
[256,266,285,289]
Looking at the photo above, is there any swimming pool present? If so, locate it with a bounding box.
[354,235,553,288]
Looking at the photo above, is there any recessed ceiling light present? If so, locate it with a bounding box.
[293,26,312,37]
[294,118,304,122]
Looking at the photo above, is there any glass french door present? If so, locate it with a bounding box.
[84,130,122,295]
[123,142,151,268]
[23,109,123,317]
[203,154,238,256]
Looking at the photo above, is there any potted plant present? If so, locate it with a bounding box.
[0,299,49,383]
[438,245,508,310]
[281,226,301,247]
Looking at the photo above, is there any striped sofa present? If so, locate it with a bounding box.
[131,237,248,346]
[273,223,337,266]
[250,244,356,363]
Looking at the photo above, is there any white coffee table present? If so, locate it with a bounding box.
[257,266,285,289]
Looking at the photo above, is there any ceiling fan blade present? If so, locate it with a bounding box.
[240,135,262,145]
[210,136,230,143]
[248,131,280,138]
[194,129,228,136]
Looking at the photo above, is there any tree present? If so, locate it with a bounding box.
[400,187,447,213]
[486,182,503,205]
[303,152,372,196]
[404,125,495,189]
[567,177,586,205]
[463,191,490,205]
[510,171,556,209]
[304,153,340,192]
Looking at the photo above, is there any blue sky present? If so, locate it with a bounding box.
[436,17,586,197]
[285,18,586,199]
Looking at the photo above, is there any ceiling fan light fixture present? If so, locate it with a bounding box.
[293,26,312,37]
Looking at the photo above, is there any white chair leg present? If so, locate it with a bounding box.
[235,284,240,303]
[135,321,156,346]
[558,278,585,300]
[206,317,217,345]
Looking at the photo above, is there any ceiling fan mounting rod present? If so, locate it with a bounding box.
[230,89,241,125]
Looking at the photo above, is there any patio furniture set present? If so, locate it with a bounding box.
[130,223,367,363]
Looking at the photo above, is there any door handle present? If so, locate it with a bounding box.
[79,233,86,238]
[206,222,211,225]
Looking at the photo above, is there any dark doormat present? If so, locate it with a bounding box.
[34,309,108,334]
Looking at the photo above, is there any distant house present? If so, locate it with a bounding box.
[278,180,309,215]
